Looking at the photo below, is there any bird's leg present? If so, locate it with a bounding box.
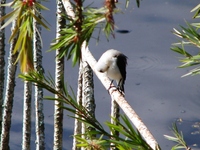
[117,79,125,96]
[107,80,125,96]
[107,80,116,94]
[110,80,114,87]
[108,80,115,89]
[117,79,122,90]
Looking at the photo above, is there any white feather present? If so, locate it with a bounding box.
[96,49,126,91]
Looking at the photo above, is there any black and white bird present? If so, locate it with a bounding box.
[96,49,128,93]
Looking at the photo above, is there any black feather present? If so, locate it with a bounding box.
[116,53,128,92]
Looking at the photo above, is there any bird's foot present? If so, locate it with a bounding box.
[107,85,116,94]
[107,80,117,94]
[117,87,125,97]
[107,86,125,96]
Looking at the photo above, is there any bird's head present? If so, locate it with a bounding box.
[96,49,120,73]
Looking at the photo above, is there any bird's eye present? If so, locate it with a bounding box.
[99,69,104,73]
[113,55,117,58]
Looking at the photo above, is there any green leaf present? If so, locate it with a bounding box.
[34,2,49,11]
[164,135,179,142]
[191,4,200,18]
[165,123,189,149]
[191,23,200,28]
[31,11,50,30]
[0,9,18,29]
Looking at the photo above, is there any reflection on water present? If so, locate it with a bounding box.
[129,55,163,71]
[175,119,200,149]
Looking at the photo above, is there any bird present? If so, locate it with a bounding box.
[95,49,127,93]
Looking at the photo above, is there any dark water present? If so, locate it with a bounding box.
[6,0,200,149]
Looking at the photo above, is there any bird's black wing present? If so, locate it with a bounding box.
[116,54,127,92]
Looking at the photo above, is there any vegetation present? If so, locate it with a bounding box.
[19,71,153,149]
[164,123,191,150]
[171,4,200,77]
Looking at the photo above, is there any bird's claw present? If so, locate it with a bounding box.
[117,87,125,96]
[107,85,125,96]
[107,85,116,94]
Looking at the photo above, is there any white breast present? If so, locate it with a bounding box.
[107,60,122,81]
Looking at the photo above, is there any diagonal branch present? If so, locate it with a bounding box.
[81,42,160,150]
[62,0,160,150]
